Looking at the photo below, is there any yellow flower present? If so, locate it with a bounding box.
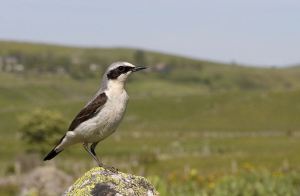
[272,171,282,177]
[189,168,198,178]
[208,182,215,189]
[242,162,255,171]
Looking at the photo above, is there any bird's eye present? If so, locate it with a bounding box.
[118,66,125,72]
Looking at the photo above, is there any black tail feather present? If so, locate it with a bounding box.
[43,149,62,161]
[43,134,66,161]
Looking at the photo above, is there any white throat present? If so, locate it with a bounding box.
[107,79,125,93]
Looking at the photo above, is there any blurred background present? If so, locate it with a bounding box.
[1,0,300,195]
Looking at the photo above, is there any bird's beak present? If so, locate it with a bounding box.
[132,66,148,72]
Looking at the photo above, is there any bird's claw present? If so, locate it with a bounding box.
[103,165,119,173]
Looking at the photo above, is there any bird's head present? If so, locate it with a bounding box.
[106,62,146,82]
[103,62,147,89]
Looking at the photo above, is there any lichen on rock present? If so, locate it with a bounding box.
[64,167,159,196]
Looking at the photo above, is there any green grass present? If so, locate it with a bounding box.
[1,41,300,195]
[150,168,300,196]
[0,72,300,176]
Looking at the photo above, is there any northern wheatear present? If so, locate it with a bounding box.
[44,62,147,167]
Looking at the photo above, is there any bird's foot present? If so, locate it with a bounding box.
[102,165,119,173]
[95,161,118,172]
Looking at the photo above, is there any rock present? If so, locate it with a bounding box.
[20,166,72,196]
[64,167,159,196]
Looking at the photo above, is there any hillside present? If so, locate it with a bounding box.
[1,40,300,92]
[1,41,300,195]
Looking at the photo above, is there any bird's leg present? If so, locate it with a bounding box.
[90,141,99,157]
[90,142,118,172]
[83,142,103,167]
[90,142,103,167]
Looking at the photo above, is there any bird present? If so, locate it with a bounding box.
[43,62,147,167]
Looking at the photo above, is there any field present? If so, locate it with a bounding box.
[0,41,300,195]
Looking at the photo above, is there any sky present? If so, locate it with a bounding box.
[0,0,299,67]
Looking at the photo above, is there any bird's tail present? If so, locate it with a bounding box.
[43,134,65,161]
[43,148,62,161]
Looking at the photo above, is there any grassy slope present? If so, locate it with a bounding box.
[0,41,300,177]
[1,40,300,91]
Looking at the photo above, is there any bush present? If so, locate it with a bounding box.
[18,109,67,155]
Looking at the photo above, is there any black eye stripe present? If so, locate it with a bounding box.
[118,66,126,71]
[118,66,133,72]
[107,66,134,79]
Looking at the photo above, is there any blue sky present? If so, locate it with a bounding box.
[0,0,299,66]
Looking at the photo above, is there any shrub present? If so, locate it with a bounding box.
[18,109,67,155]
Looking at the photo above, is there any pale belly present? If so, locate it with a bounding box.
[74,94,128,143]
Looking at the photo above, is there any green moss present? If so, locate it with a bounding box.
[65,167,158,196]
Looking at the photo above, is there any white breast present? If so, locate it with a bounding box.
[75,88,129,143]
[102,89,129,131]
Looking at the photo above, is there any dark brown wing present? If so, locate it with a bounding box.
[68,92,108,131]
